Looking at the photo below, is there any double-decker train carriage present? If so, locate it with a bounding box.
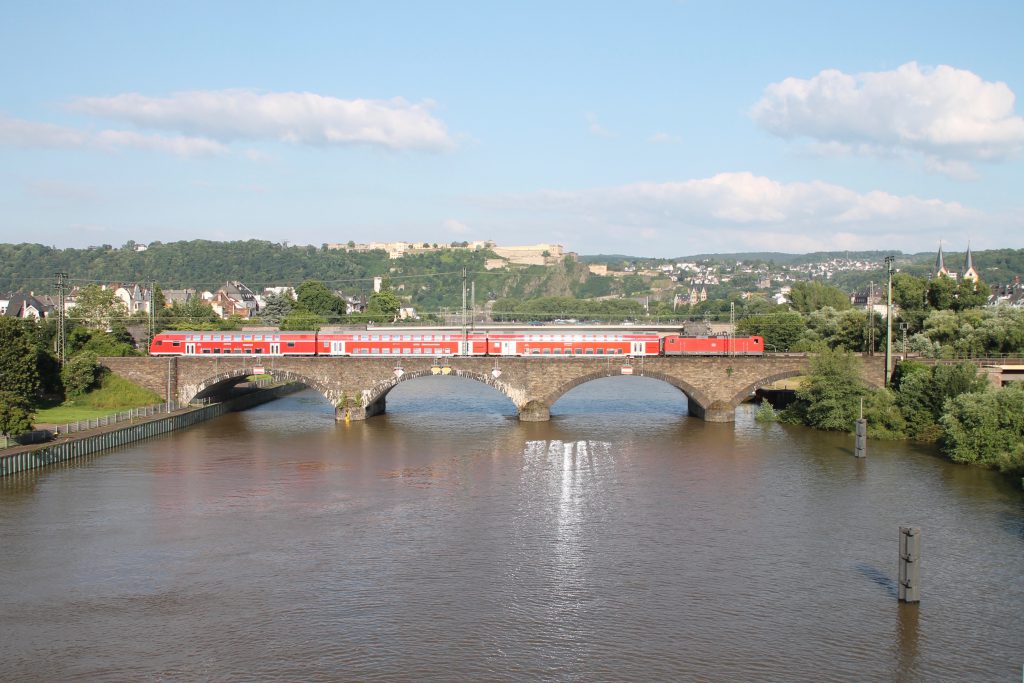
[149,330,764,357]
[486,332,661,356]
[149,331,317,356]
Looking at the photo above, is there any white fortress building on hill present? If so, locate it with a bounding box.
[328,240,564,266]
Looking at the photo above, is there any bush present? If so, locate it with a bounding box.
[785,349,869,431]
[941,385,1024,476]
[61,351,100,397]
[754,400,778,423]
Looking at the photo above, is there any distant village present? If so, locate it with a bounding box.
[2,242,1023,323]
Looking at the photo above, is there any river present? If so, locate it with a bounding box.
[1,377,1021,681]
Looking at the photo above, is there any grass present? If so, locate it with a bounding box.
[33,372,162,425]
[767,376,805,390]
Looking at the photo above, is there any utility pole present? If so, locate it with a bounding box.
[866,281,875,355]
[461,268,468,355]
[885,255,895,386]
[470,280,476,332]
[729,301,736,356]
[54,272,67,365]
[149,281,156,346]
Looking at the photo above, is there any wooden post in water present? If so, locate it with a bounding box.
[898,526,921,603]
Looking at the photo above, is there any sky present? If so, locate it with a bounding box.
[1,1,1023,256]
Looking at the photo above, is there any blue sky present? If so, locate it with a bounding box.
[1,1,1022,256]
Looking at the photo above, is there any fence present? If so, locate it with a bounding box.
[57,401,182,435]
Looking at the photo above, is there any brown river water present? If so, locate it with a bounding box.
[1,377,1022,682]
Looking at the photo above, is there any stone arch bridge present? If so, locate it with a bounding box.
[100,354,886,423]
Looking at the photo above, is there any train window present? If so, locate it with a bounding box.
[287,342,295,347]
[245,349,252,354]
[244,335,253,341]
[413,335,422,341]
[413,348,421,354]
[574,348,582,354]
[531,349,540,354]
[214,348,221,354]
[596,349,605,354]
[553,348,562,354]
[542,348,551,354]
[403,335,411,341]
[155,340,163,345]
[404,348,411,354]
[371,349,379,354]
[203,334,211,341]
[382,348,390,354]
[202,349,210,354]
[172,341,180,347]
[584,348,594,354]
[255,348,263,354]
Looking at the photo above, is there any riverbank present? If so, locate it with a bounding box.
[0,382,305,477]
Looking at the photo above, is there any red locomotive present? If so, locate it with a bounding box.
[149,330,764,357]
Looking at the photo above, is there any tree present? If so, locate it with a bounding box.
[788,281,851,314]
[785,349,869,431]
[941,384,1024,475]
[0,317,42,401]
[926,275,956,310]
[892,273,928,311]
[366,288,402,322]
[0,390,34,445]
[737,311,806,351]
[295,280,345,319]
[261,290,294,326]
[280,309,325,331]
[70,284,126,330]
[895,361,988,441]
[61,351,100,396]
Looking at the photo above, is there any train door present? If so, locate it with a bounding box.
[185,343,196,355]
[501,340,516,356]
[331,340,346,355]
[631,341,646,355]
[270,343,280,355]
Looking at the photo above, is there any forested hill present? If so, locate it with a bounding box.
[0,240,616,309]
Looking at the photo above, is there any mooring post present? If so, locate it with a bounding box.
[854,398,867,458]
[898,526,921,603]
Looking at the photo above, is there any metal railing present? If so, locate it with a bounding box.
[56,400,183,435]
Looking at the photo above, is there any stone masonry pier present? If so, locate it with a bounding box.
[100,354,887,423]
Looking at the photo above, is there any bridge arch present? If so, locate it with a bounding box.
[538,369,714,421]
[727,369,803,410]
[359,367,520,415]
[182,367,337,406]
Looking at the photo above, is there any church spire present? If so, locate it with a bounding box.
[962,241,979,283]
[934,241,946,276]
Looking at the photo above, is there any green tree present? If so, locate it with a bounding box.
[280,309,325,331]
[788,280,851,314]
[0,390,34,445]
[169,299,222,330]
[261,290,294,326]
[926,275,957,310]
[70,284,126,330]
[60,351,100,396]
[737,311,806,351]
[894,361,989,441]
[785,349,869,431]
[892,273,928,312]
[295,280,345,319]
[0,317,42,401]
[941,384,1024,476]
[366,288,402,322]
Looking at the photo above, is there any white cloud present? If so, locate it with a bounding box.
[0,113,226,158]
[649,131,682,144]
[71,89,454,151]
[751,62,1024,176]
[498,171,983,253]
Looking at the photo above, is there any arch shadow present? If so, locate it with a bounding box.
[728,369,803,408]
[183,368,337,406]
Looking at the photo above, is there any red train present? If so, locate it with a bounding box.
[150,330,764,357]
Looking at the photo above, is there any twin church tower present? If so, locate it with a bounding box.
[933,243,979,283]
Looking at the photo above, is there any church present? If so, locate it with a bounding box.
[932,243,979,283]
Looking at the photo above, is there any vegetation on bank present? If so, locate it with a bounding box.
[766,349,1024,483]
